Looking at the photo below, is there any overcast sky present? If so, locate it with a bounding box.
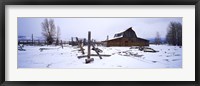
[18,17,182,41]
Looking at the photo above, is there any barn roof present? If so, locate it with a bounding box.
[116,27,133,33]
[102,37,123,42]
[114,27,137,38]
[137,37,149,42]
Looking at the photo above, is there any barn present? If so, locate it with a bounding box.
[103,27,149,47]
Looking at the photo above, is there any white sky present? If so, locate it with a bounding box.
[18,17,182,41]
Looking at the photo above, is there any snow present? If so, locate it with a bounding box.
[18,44,182,68]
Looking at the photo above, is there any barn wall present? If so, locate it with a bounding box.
[106,38,149,47]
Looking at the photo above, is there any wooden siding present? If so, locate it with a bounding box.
[105,38,149,47]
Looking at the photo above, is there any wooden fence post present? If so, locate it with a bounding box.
[88,31,91,59]
[91,43,102,59]
[76,37,85,54]
[32,34,34,46]
[85,31,94,63]
[61,40,63,49]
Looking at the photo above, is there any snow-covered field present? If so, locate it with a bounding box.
[18,44,182,68]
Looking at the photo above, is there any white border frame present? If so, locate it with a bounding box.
[5,5,195,81]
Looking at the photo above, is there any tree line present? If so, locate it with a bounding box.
[154,21,182,46]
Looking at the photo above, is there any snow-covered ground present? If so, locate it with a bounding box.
[18,44,182,68]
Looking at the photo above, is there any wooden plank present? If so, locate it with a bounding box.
[91,54,111,57]
[39,48,58,52]
[88,31,91,59]
[18,44,26,51]
[91,43,102,59]
[78,54,111,59]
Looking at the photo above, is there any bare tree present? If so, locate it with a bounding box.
[154,32,161,45]
[41,18,56,45]
[166,21,182,46]
[176,22,182,46]
[56,26,61,45]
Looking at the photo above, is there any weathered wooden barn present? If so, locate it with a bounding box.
[103,27,149,47]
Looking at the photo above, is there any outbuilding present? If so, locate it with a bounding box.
[103,27,149,47]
